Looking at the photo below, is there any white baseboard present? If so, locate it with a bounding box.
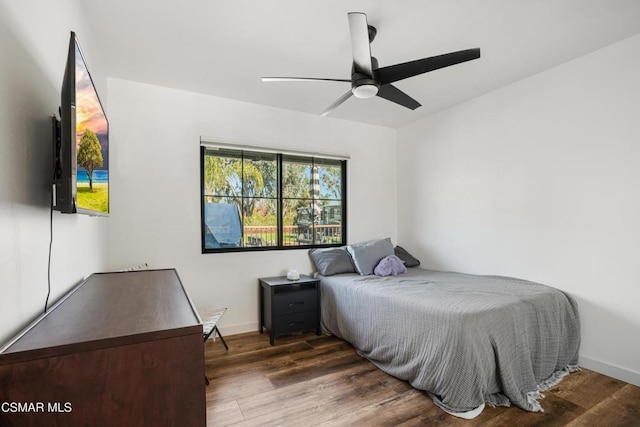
[579,355,640,387]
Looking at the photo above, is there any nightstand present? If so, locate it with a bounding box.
[259,275,321,345]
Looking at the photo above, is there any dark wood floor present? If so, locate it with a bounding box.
[204,332,640,426]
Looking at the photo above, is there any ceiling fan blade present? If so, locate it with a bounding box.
[320,90,353,116]
[377,84,421,110]
[347,12,373,77]
[377,48,480,85]
[262,77,351,83]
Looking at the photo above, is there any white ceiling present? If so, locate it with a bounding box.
[83,0,640,129]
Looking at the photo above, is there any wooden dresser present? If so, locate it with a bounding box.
[0,269,205,426]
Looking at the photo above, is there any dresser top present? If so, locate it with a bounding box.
[1,269,201,362]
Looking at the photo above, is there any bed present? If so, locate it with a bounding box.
[318,266,581,418]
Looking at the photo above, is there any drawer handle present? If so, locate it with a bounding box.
[289,301,305,307]
[288,321,306,327]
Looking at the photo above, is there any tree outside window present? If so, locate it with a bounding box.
[201,147,346,252]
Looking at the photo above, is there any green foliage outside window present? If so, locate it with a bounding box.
[201,147,346,252]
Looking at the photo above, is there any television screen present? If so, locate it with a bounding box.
[73,35,109,215]
[55,31,109,215]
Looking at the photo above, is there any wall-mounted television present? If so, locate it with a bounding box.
[53,31,109,215]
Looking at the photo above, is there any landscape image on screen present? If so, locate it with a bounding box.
[75,42,108,214]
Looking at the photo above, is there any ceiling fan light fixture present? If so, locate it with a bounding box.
[261,12,480,116]
[352,84,379,99]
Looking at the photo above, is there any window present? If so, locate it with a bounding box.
[201,146,346,252]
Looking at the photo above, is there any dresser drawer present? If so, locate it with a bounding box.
[273,289,317,315]
[274,311,318,334]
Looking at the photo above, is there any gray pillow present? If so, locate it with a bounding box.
[394,245,421,267]
[308,247,355,276]
[346,238,395,275]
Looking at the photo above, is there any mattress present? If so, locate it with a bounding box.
[319,268,580,418]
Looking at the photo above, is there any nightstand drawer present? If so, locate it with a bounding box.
[274,311,318,334]
[273,289,317,315]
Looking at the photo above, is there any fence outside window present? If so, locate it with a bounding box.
[201,146,346,252]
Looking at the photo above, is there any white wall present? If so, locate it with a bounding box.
[106,78,397,334]
[0,0,108,345]
[397,34,640,386]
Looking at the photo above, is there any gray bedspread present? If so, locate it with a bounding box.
[320,268,580,416]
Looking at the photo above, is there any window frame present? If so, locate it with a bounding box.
[200,146,347,253]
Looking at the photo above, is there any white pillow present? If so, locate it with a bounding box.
[346,238,394,275]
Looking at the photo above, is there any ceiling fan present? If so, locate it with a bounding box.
[262,12,480,116]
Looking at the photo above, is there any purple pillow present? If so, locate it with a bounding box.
[374,255,407,276]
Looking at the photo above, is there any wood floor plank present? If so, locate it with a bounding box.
[478,392,586,427]
[613,384,640,406]
[206,340,312,370]
[266,347,367,388]
[205,332,270,356]
[237,363,385,417]
[206,399,244,426]
[304,334,348,349]
[287,339,354,362]
[565,384,640,427]
[204,332,640,427]
[205,371,275,404]
[206,350,297,381]
[376,373,416,395]
[319,389,440,426]
[236,366,399,426]
[548,367,627,409]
